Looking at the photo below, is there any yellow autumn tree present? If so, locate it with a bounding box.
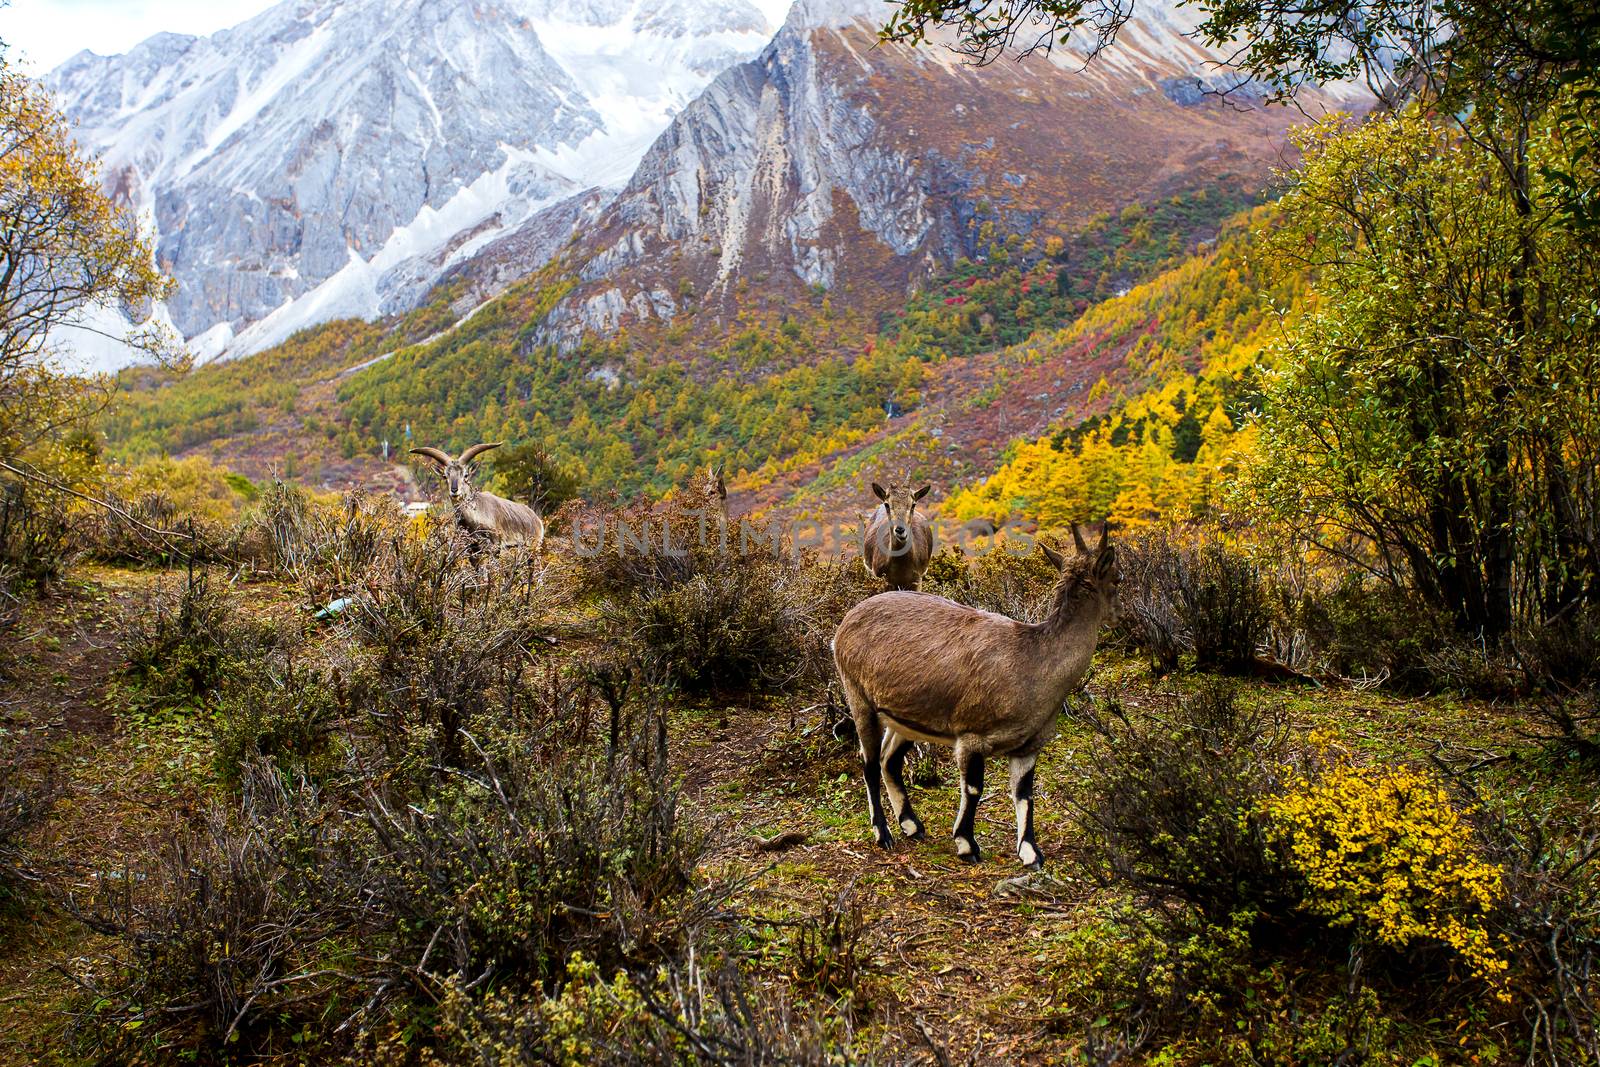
[0,61,175,466]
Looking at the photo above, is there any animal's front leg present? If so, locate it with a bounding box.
[951,738,985,862]
[1009,753,1041,869]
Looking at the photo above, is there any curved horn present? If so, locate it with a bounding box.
[458,442,503,464]
[409,447,451,468]
[1040,541,1065,570]
[1071,524,1089,554]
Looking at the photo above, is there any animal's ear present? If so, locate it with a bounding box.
[409,447,450,469]
[459,442,503,464]
[1040,541,1065,570]
[1071,524,1089,553]
[1095,543,1118,577]
[1097,521,1111,553]
[713,463,727,494]
[912,484,930,502]
[871,483,889,502]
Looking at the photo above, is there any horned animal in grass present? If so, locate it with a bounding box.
[409,443,545,554]
[862,482,934,591]
[832,524,1119,868]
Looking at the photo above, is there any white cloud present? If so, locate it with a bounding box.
[1,0,277,73]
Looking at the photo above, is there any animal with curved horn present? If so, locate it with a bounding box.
[410,442,545,553]
[833,523,1118,868]
[862,482,934,591]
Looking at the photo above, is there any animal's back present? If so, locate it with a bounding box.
[835,591,1027,720]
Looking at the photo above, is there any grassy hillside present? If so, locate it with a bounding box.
[98,183,1257,503]
[942,206,1295,527]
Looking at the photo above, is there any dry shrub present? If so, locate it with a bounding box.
[1,478,70,633]
[73,674,709,1061]
[788,553,880,699]
[67,770,346,1060]
[1074,681,1301,927]
[76,489,228,567]
[121,564,270,708]
[787,887,873,1013]
[570,496,723,599]
[922,543,1058,620]
[343,529,557,773]
[1110,531,1270,674]
[425,951,862,1066]
[1111,527,1188,673]
[1476,810,1600,1065]
[1518,605,1600,693]
[0,735,52,906]
[1515,607,1600,760]
[611,553,805,695]
[355,699,703,990]
[234,481,401,602]
[582,502,808,695]
[1287,574,1514,693]
[211,649,346,784]
[1070,683,1599,1061]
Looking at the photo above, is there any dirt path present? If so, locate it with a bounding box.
[674,694,1100,1064]
[0,566,202,1064]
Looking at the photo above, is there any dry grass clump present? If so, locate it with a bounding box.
[120,563,274,709]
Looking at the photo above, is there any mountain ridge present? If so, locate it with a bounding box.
[47,0,782,368]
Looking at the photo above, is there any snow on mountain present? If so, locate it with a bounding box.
[47,0,783,369]
[537,0,1363,345]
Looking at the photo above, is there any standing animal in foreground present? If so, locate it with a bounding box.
[833,525,1119,868]
[862,482,934,591]
[410,443,545,553]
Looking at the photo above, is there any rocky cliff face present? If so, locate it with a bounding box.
[47,0,778,363]
[53,0,1357,370]
[538,0,1359,344]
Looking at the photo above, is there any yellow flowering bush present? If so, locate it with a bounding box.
[1262,764,1509,991]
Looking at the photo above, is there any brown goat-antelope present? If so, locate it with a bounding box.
[862,482,933,591]
[410,443,545,553]
[700,461,728,519]
[832,525,1119,868]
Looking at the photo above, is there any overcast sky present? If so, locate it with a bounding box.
[2,0,278,72]
[3,0,798,75]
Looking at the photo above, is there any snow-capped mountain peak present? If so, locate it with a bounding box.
[48,0,785,367]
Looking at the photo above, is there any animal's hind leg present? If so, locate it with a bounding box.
[881,729,924,838]
[951,737,985,863]
[841,676,893,849]
[1009,753,1041,870]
